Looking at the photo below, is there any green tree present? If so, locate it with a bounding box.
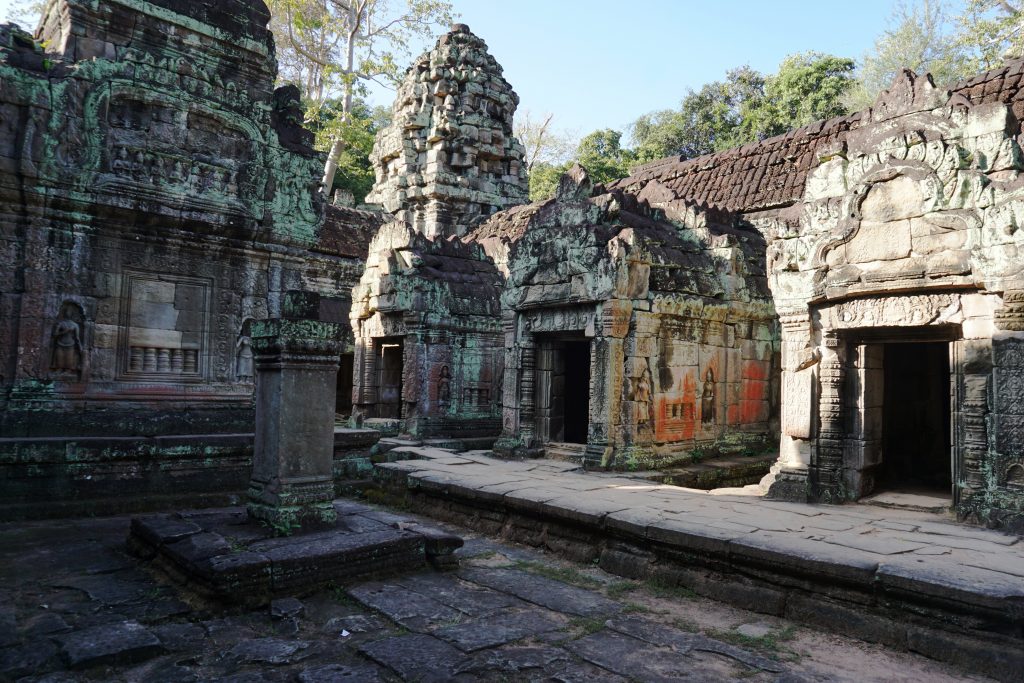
[267,0,454,194]
[527,161,568,202]
[308,97,390,203]
[846,0,973,110]
[631,66,766,163]
[741,52,855,140]
[575,129,635,186]
[527,129,636,201]
[956,0,1024,70]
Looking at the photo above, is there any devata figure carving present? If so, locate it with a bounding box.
[701,368,715,425]
[437,365,451,402]
[235,335,254,383]
[634,367,652,424]
[50,303,83,376]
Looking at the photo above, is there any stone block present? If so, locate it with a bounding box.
[859,176,924,222]
[55,621,164,669]
[912,228,967,255]
[784,593,905,646]
[907,626,1024,681]
[966,101,1014,138]
[845,220,912,262]
[963,317,995,339]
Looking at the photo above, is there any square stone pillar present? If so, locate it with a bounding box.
[248,318,343,533]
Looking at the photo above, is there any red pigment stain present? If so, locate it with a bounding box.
[742,380,768,402]
[742,360,768,381]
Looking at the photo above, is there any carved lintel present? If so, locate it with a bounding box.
[828,293,956,330]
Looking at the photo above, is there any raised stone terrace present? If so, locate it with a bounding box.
[373,445,1024,681]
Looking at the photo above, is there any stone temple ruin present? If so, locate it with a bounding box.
[474,165,778,468]
[349,24,526,442]
[2,0,1024,543]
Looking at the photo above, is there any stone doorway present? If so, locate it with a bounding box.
[535,336,591,445]
[375,339,404,419]
[877,341,952,494]
[335,352,354,418]
[846,329,957,504]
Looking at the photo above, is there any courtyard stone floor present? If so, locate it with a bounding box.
[0,491,1006,682]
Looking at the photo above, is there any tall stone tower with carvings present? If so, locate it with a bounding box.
[365,24,528,239]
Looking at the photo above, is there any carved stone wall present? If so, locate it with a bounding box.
[0,1,372,516]
[474,166,779,468]
[609,63,1024,530]
[757,70,1024,529]
[349,222,504,440]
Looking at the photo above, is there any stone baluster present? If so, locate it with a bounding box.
[183,348,198,373]
[518,341,536,448]
[129,347,143,372]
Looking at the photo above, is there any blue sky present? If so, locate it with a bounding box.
[1,1,957,137]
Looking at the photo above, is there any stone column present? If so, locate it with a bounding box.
[586,300,630,468]
[813,332,847,502]
[518,340,537,447]
[248,318,343,533]
[766,311,815,501]
[957,340,991,518]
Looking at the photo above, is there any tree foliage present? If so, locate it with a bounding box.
[267,0,454,193]
[957,0,1024,70]
[845,0,974,110]
[1,0,44,27]
[514,109,578,174]
[307,97,390,203]
[526,128,636,201]
[631,55,853,163]
[746,53,856,138]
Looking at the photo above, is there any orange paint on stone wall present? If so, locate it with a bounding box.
[653,370,697,442]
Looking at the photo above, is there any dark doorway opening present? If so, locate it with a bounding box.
[376,338,403,419]
[878,341,951,493]
[336,352,354,417]
[563,340,591,444]
[535,336,591,445]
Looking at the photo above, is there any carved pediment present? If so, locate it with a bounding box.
[871,69,949,123]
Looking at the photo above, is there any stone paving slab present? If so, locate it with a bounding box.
[459,567,623,618]
[375,449,1024,680]
[53,620,164,669]
[0,501,1007,682]
[433,607,564,652]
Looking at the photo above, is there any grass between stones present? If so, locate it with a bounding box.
[605,580,641,599]
[706,625,800,660]
[564,616,607,639]
[513,560,603,590]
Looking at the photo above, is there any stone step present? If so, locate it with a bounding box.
[645,452,777,490]
[544,442,587,463]
[859,491,953,514]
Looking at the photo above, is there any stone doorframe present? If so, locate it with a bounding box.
[500,301,631,465]
[774,291,993,510]
[828,325,960,502]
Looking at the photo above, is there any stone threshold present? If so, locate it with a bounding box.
[127,500,462,606]
[373,449,1024,683]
